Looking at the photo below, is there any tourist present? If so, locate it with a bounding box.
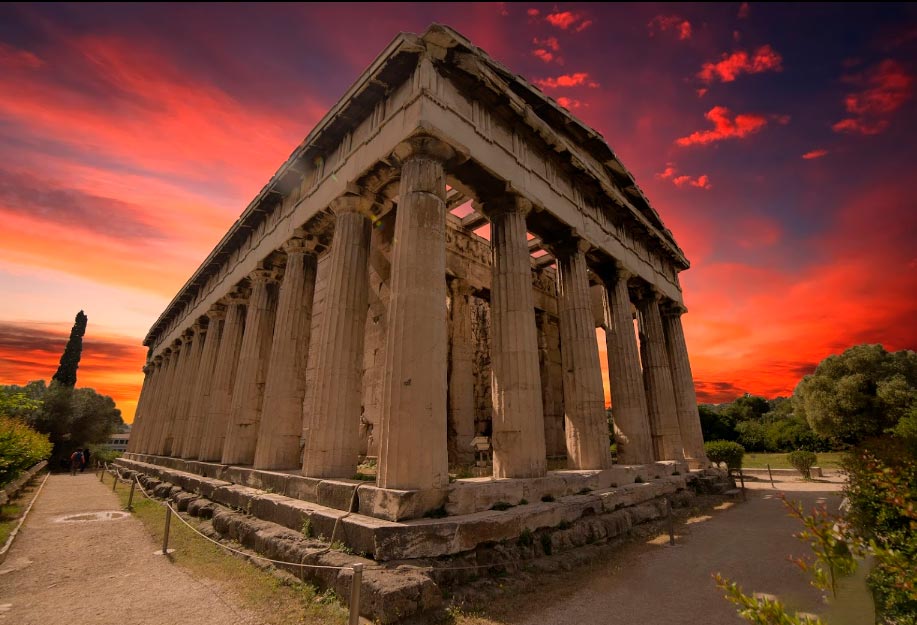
[81,448,91,472]
[69,449,83,476]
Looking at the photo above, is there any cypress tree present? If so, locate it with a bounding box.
[52,310,87,387]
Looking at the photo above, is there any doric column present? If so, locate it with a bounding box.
[253,238,319,469]
[222,271,279,465]
[636,288,685,461]
[447,277,476,465]
[302,192,372,478]
[484,194,547,478]
[551,238,610,470]
[600,265,654,464]
[166,323,205,455]
[662,303,708,467]
[377,136,453,490]
[136,356,164,453]
[156,333,195,456]
[199,295,247,462]
[537,311,566,457]
[127,363,153,453]
[149,343,181,456]
[181,307,225,459]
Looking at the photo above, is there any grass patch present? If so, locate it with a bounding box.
[114,482,348,625]
[0,503,22,545]
[742,452,845,470]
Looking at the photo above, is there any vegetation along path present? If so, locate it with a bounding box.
[0,472,260,625]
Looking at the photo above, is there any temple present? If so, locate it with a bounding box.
[125,24,708,522]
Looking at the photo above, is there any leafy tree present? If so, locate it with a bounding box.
[795,345,917,444]
[787,450,817,479]
[700,404,738,442]
[52,310,87,387]
[0,389,43,420]
[705,440,745,473]
[735,419,768,452]
[721,393,770,423]
[0,417,52,485]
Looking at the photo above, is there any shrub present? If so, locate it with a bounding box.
[517,528,533,547]
[704,440,745,473]
[787,450,818,479]
[0,417,52,486]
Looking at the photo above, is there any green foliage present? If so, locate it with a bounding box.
[715,573,827,624]
[0,390,43,420]
[795,344,917,445]
[90,446,122,466]
[517,528,533,547]
[705,440,745,472]
[842,443,917,623]
[787,451,818,479]
[736,420,769,452]
[2,381,124,463]
[52,310,88,388]
[0,416,52,485]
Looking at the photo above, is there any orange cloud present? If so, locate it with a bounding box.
[675,106,768,146]
[802,149,828,160]
[648,15,692,41]
[534,72,599,89]
[556,97,582,109]
[534,36,560,52]
[546,11,581,30]
[533,49,554,63]
[833,59,912,135]
[673,174,712,190]
[698,45,783,83]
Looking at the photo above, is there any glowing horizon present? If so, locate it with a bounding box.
[1,4,915,423]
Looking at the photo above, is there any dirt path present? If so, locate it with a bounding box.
[0,472,257,625]
[508,477,847,625]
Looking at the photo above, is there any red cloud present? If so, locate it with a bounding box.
[546,11,578,29]
[534,72,599,89]
[833,59,912,135]
[532,36,561,63]
[527,8,540,17]
[676,106,768,146]
[698,45,783,83]
[648,15,692,41]
[556,97,582,110]
[738,2,750,19]
[532,49,554,63]
[0,43,44,70]
[802,149,829,160]
[656,164,711,189]
[534,36,561,52]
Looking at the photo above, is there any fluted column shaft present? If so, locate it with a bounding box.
[487,195,547,478]
[199,298,247,461]
[127,364,153,453]
[148,346,180,455]
[662,306,708,467]
[136,358,164,453]
[254,240,319,469]
[554,240,610,469]
[601,268,654,464]
[167,325,204,455]
[181,309,225,459]
[637,291,684,461]
[302,196,371,478]
[222,272,279,465]
[447,278,476,465]
[377,137,452,490]
[156,335,194,455]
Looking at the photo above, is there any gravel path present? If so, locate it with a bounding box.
[512,477,846,625]
[0,472,257,625]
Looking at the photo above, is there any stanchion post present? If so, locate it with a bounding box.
[767,463,775,489]
[112,470,118,492]
[155,506,175,556]
[666,497,675,546]
[99,468,105,482]
[739,468,747,501]
[349,563,363,625]
[127,479,136,511]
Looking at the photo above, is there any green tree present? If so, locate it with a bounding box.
[52,310,87,387]
[699,404,737,441]
[795,344,917,444]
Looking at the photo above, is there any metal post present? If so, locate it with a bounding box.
[739,468,747,501]
[666,497,675,546]
[155,506,175,556]
[99,468,105,482]
[127,479,136,511]
[349,563,363,625]
[112,470,118,492]
[767,463,775,489]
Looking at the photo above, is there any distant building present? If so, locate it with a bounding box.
[102,432,131,452]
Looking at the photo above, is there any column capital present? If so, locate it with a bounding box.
[283,235,321,255]
[393,134,456,164]
[476,194,532,219]
[249,268,278,285]
[191,319,207,334]
[633,282,663,305]
[152,354,164,366]
[541,233,590,259]
[593,258,632,285]
[207,304,227,320]
[660,300,688,317]
[448,277,474,297]
[221,291,249,306]
[329,191,372,216]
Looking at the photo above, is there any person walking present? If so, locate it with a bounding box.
[81,448,91,472]
[69,449,82,476]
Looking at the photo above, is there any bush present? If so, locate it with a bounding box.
[787,450,817,479]
[0,417,52,486]
[704,440,745,473]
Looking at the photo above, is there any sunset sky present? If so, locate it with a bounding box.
[1,3,915,423]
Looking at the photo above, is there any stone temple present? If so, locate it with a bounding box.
[121,25,718,618]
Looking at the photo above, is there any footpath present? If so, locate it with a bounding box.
[0,472,257,625]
